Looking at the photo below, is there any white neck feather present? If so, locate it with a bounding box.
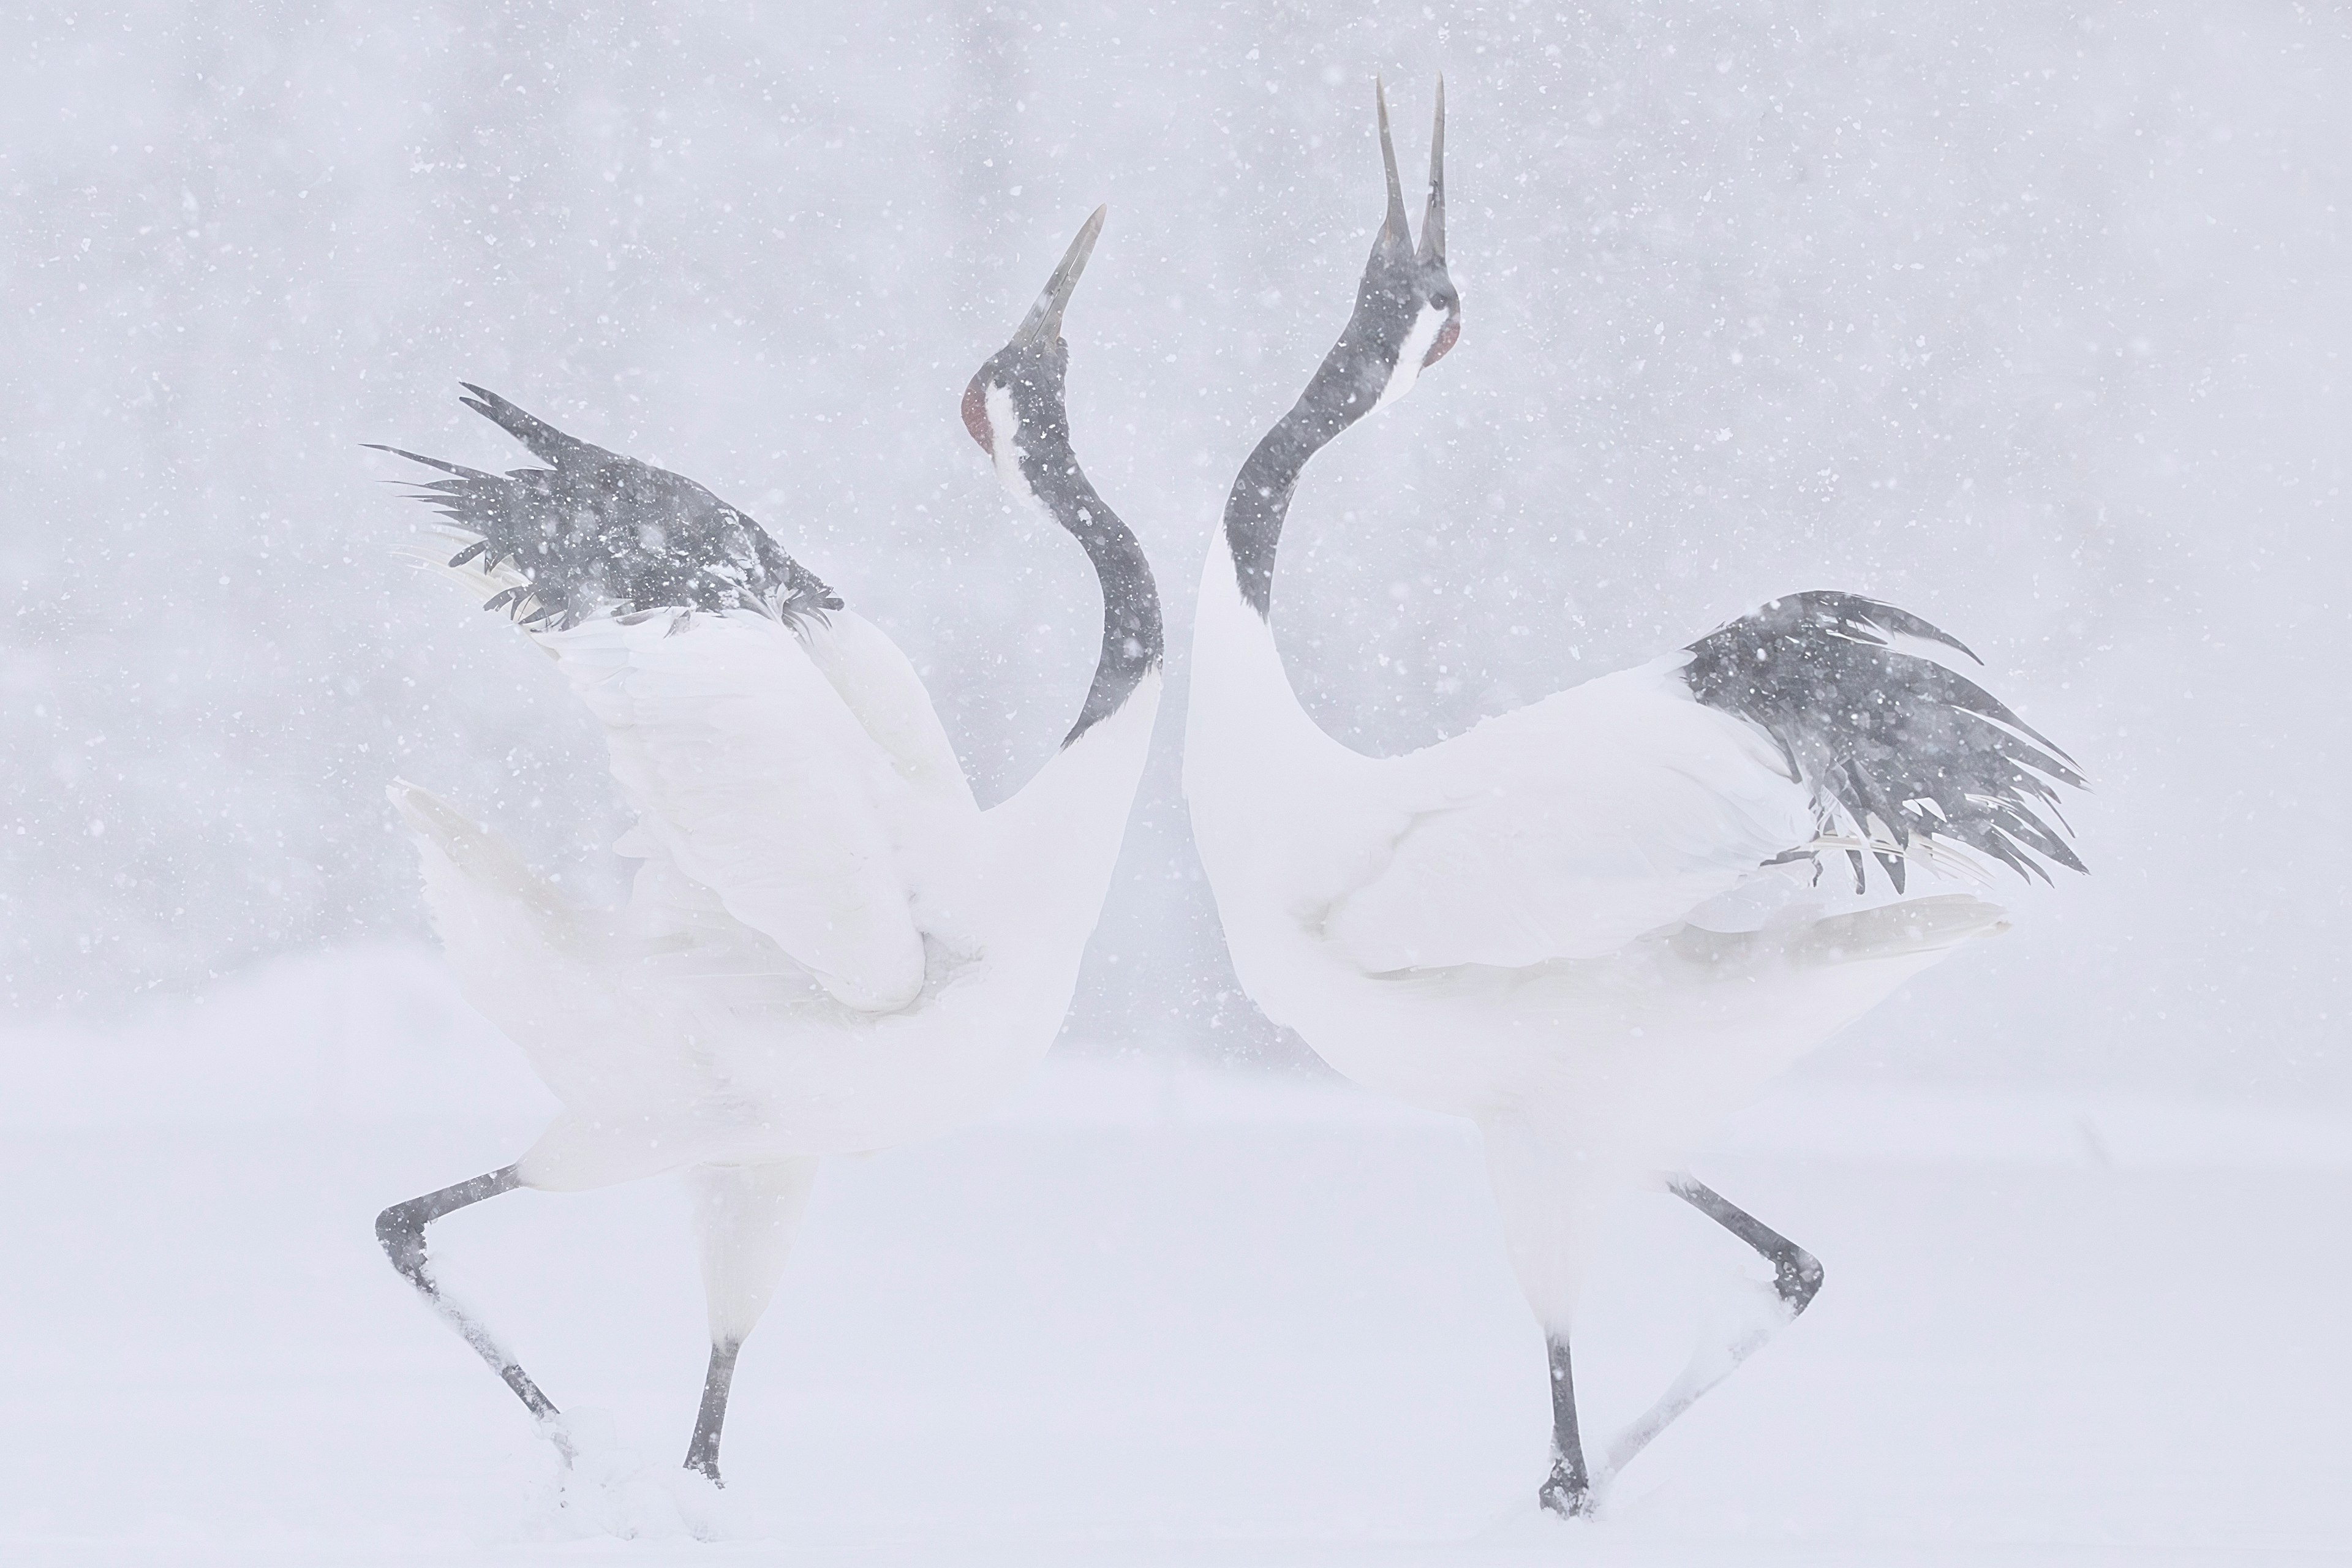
[1373,301,1451,413]
[1182,529,1354,797]
[985,382,1042,510]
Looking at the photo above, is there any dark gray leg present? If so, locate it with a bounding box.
[1537,1333,1596,1518]
[682,1340,741,1483]
[375,1166,561,1428]
[1666,1175,1825,1316]
[1599,1175,1824,1480]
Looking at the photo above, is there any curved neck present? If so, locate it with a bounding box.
[1224,334,1391,616]
[1021,431,1163,747]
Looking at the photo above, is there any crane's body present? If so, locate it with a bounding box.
[396,603,1152,1189]
[1184,84,2083,1517]
[373,209,1161,1490]
[1191,537,2021,1321]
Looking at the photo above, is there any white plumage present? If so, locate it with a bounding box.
[374,209,1161,1490]
[1185,83,2081,1517]
[1190,563,2011,1278]
[1317,662,1818,972]
[394,597,1154,1188]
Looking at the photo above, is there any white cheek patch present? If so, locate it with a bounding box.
[985,381,1041,508]
[1373,301,1452,413]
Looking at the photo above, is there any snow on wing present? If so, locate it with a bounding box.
[546,609,931,1012]
[1319,662,1817,971]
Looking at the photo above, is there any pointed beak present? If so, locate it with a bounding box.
[1417,77,1446,266]
[1374,78,1412,258]
[1011,205,1107,347]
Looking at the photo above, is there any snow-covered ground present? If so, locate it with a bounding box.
[1,946,2345,1566]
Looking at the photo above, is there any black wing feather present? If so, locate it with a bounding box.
[370,388,840,632]
[1681,590,2086,887]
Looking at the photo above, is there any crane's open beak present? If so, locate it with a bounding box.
[1420,78,1445,266]
[1375,80,1411,261]
[1011,205,1107,348]
[1374,78,1445,265]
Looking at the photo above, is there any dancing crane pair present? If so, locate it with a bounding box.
[376,83,2084,1521]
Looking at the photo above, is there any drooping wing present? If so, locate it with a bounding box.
[546,609,941,1014]
[1321,592,2089,974]
[1681,592,2086,891]
[1321,662,1819,971]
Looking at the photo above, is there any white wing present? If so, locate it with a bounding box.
[546,608,965,1013]
[1320,660,1817,971]
[797,609,977,815]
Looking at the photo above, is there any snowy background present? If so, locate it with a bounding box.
[2,0,2348,1561]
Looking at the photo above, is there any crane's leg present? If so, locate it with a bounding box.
[1538,1332,1596,1518]
[684,1159,819,1486]
[1600,1175,1823,1480]
[1668,1175,1825,1314]
[376,1166,563,1436]
[684,1340,742,1483]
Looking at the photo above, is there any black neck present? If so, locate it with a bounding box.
[1223,336,1392,618]
[1019,432,1163,747]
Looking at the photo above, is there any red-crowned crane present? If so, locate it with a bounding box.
[1182,85,2085,1518]
[372,209,1161,1489]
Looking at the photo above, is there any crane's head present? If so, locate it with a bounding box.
[962,206,1104,486]
[1336,78,1457,417]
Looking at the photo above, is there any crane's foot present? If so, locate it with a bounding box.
[538,1410,584,1470]
[1540,1333,1597,1518]
[1538,1460,1597,1519]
